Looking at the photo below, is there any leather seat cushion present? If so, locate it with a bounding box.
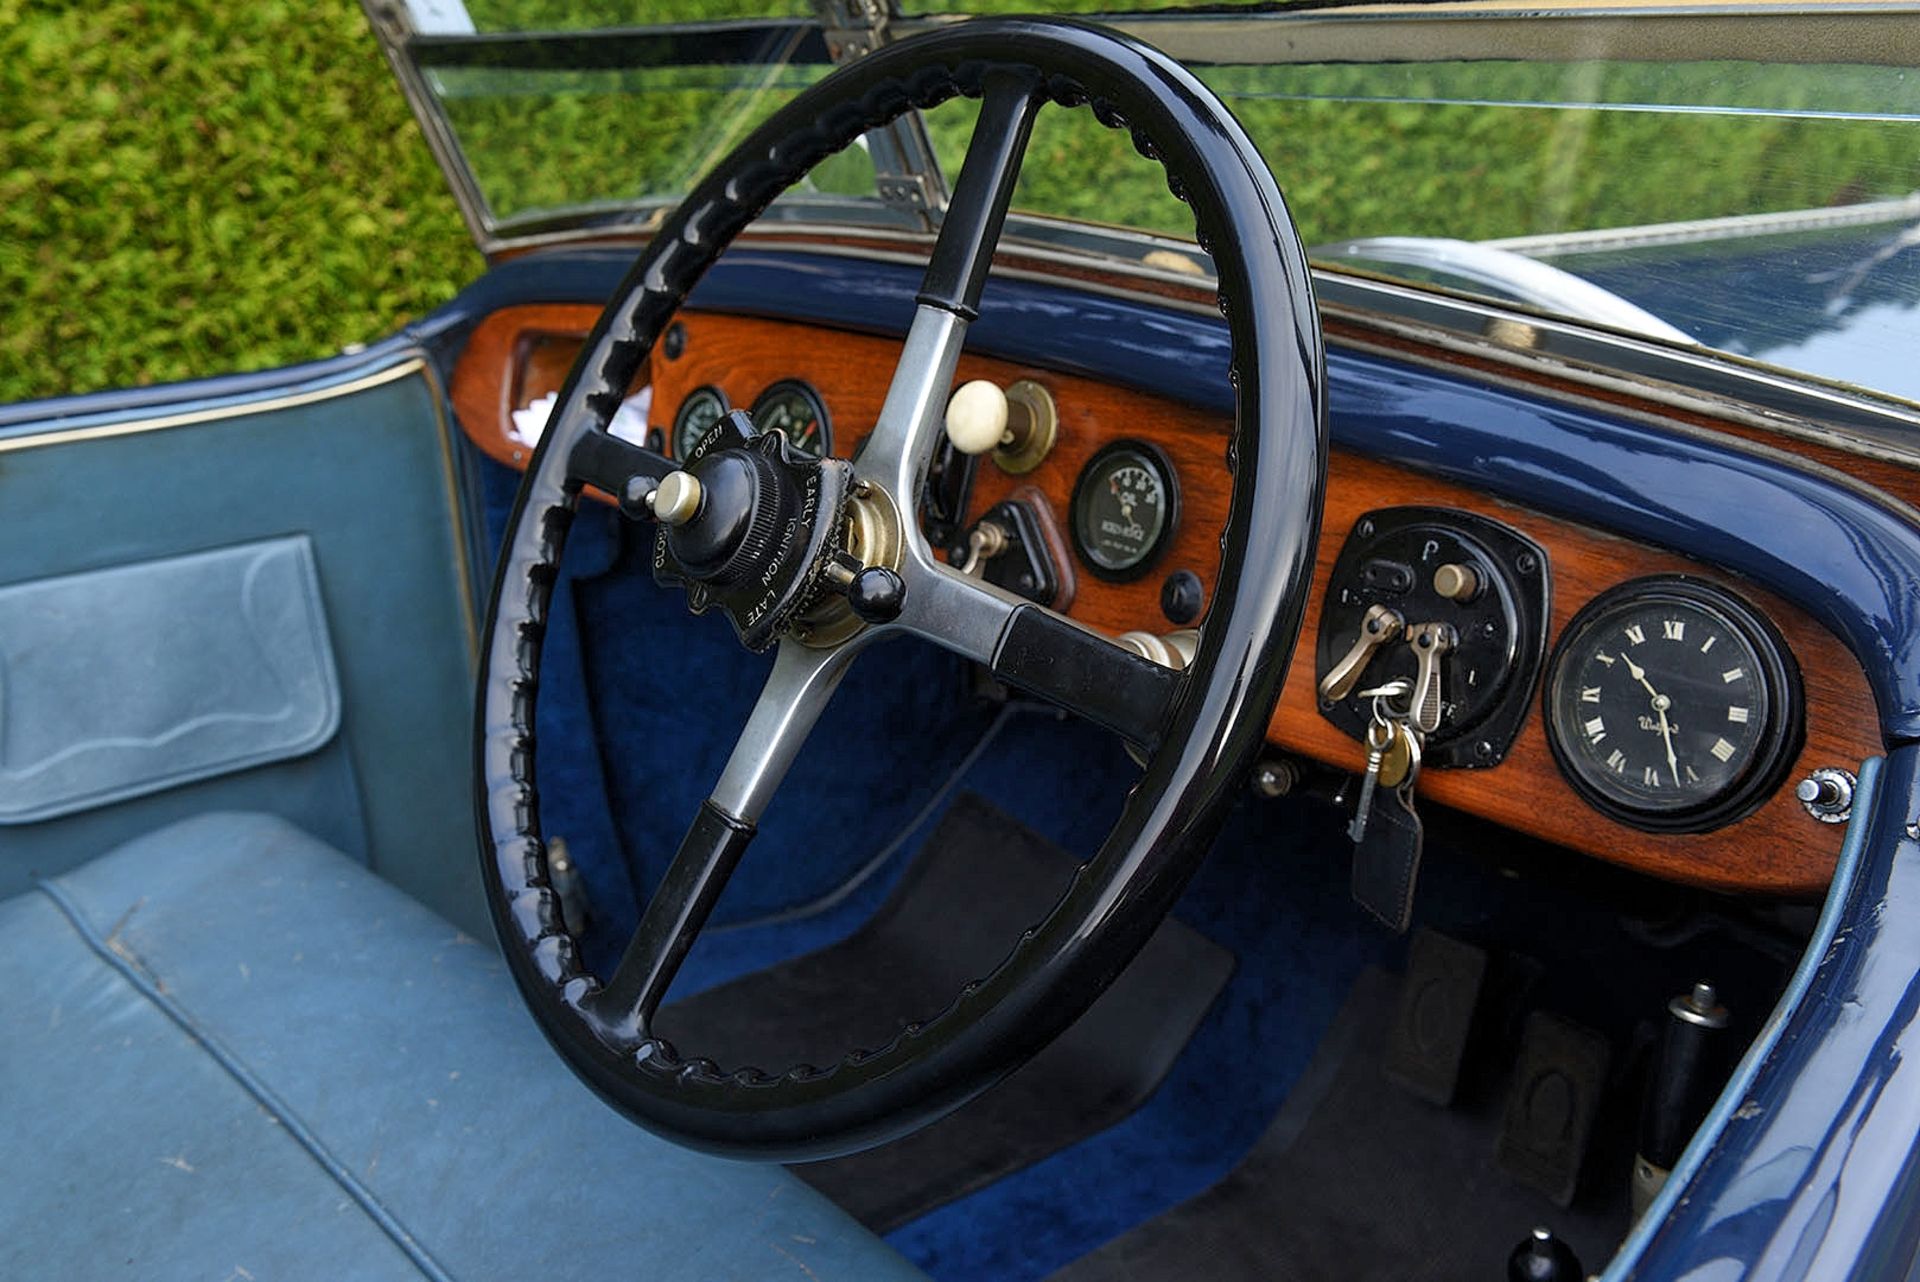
[0,812,924,1281]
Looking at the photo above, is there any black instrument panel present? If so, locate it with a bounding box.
[1315,507,1551,769]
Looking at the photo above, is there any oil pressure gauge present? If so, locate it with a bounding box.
[1545,577,1803,832]
[1070,440,1178,581]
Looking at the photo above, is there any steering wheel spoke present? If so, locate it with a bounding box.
[989,606,1182,753]
[856,72,1040,511]
[567,426,675,515]
[711,639,860,823]
[918,69,1041,322]
[882,555,1178,750]
[586,800,755,1038]
[585,640,856,1035]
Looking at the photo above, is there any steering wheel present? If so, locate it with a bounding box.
[475,17,1326,1161]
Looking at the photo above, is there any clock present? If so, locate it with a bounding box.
[1544,576,1803,832]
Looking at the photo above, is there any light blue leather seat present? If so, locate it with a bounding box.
[0,813,925,1281]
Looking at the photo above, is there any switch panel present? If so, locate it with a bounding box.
[1315,507,1550,768]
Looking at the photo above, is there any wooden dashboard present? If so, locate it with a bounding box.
[451,302,1883,896]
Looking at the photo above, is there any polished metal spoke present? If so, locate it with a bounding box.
[855,71,1040,524]
[710,640,861,823]
[887,555,1023,667]
[588,641,858,1031]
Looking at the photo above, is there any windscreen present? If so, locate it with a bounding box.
[387,2,1920,404]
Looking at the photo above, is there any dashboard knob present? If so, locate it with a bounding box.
[650,470,703,526]
[1433,561,1482,602]
[846,566,906,623]
[945,379,1059,472]
[944,380,1010,455]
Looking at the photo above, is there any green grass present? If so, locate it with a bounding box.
[0,0,476,403]
[4,3,1913,406]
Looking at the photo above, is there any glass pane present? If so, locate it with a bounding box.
[927,59,1920,399]
[426,40,876,225]
[459,1,811,32]
[896,0,1270,12]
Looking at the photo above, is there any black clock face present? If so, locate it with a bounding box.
[1545,578,1801,832]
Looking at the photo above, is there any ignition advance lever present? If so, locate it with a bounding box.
[1319,603,1405,703]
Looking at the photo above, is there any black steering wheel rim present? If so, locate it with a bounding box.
[475,17,1326,1161]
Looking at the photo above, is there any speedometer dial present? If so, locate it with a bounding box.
[1070,441,1178,581]
[671,386,728,459]
[1544,577,1802,832]
[749,380,832,458]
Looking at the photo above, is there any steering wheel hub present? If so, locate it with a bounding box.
[653,410,856,650]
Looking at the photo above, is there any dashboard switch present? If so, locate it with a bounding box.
[945,380,1009,455]
[1117,628,1199,671]
[1361,558,1416,595]
[1319,603,1405,704]
[1408,622,1457,734]
[1315,507,1550,769]
[1795,767,1856,824]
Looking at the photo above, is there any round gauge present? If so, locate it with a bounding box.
[1070,440,1179,581]
[671,386,729,459]
[749,380,832,458]
[1544,577,1802,833]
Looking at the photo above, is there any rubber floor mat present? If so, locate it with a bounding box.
[1052,967,1633,1281]
[658,791,1234,1231]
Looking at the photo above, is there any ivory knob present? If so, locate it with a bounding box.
[944,379,1010,456]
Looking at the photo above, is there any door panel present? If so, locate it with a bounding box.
[0,350,484,936]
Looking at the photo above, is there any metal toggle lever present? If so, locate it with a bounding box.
[1407,621,1456,734]
[1319,604,1405,703]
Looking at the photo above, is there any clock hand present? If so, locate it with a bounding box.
[1621,652,1665,703]
[1655,697,1680,787]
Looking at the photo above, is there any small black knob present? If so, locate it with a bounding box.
[847,566,905,623]
[1161,569,1204,624]
[1508,1227,1583,1282]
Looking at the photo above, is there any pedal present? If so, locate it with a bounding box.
[1384,928,1487,1106]
[1496,1011,1611,1207]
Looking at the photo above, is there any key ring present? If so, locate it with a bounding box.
[1358,677,1414,727]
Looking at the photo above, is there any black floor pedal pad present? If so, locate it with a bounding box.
[1496,1011,1612,1207]
[657,791,1234,1232]
[1052,969,1629,1282]
[1384,928,1487,1105]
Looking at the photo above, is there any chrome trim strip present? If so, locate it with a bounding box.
[361,0,497,251]
[1484,191,1920,255]
[0,359,427,455]
[895,4,1920,69]
[1315,236,1700,344]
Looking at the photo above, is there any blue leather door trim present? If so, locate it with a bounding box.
[0,353,484,934]
[0,536,341,824]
